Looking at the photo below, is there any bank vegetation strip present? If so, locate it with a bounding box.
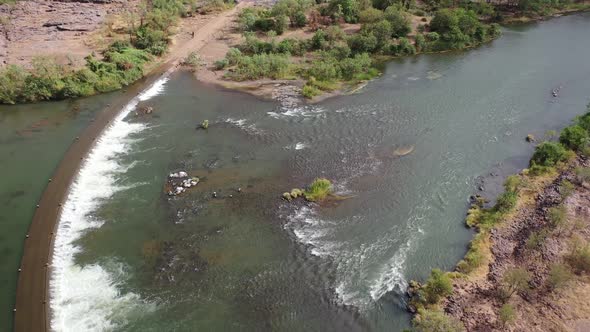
[409,105,590,331]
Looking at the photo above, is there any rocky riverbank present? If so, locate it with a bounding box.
[411,155,590,331]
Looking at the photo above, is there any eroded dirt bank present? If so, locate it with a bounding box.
[442,158,590,332]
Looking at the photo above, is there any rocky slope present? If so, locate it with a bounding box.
[0,0,137,67]
[443,157,590,332]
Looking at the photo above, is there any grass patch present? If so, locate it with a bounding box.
[304,178,333,202]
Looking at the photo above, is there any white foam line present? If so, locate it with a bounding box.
[50,74,169,331]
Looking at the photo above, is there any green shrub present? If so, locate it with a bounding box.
[311,29,329,50]
[495,191,517,213]
[306,56,340,81]
[504,175,521,193]
[363,20,392,50]
[567,241,590,274]
[525,229,548,250]
[548,205,567,231]
[577,111,590,132]
[226,53,291,81]
[429,8,495,50]
[559,125,589,150]
[214,59,229,70]
[339,53,373,80]
[329,0,361,23]
[415,34,427,52]
[293,11,307,27]
[528,164,553,176]
[348,32,378,54]
[414,9,426,16]
[426,31,440,41]
[226,48,243,65]
[325,25,346,46]
[238,7,260,31]
[329,44,352,60]
[359,7,384,23]
[530,142,567,167]
[457,232,486,273]
[389,37,416,56]
[547,263,572,290]
[302,83,322,98]
[304,178,333,201]
[384,6,411,37]
[422,268,453,304]
[0,65,28,104]
[182,52,201,67]
[499,304,516,326]
[413,309,465,332]
[501,267,530,299]
[560,180,575,199]
[575,167,590,184]
[271,0,312,27]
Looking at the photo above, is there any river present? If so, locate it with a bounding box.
[1,12,590,331]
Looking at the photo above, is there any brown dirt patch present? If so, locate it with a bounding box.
[0,0,139,68]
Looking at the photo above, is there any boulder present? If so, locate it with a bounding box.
[526,134,535,142]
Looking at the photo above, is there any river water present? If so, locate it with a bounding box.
[1,12,590,332]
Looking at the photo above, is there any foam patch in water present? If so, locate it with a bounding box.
[267,106,326,119]
[50,75,169,331]
[224,117,263,134]
[285,200,425,311]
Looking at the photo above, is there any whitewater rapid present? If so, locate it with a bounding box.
[49,75,169,331]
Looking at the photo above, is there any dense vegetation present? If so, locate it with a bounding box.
[217,0,505,98]
[304,178,333,201]
[0,0,234,104]
[411,104,590,331]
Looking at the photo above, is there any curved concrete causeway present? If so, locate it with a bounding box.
[13,68,172,332]
[12,4,245,329]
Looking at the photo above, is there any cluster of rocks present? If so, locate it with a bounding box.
[167,171,200,196]
[272,83,302,108]
[135,105,154,116]
[282,188,303,201]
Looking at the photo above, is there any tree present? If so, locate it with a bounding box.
[501,268,529,299]
[364,20,392,50]
[329,0,361,23]
[423,268,453,304]
[272,0,312,27]
[560,125,589,150]
[530,142,568,167]
[384,6,411,37]
[359,7,384,23]
[430,8,459,35]
[348,31,378,54]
